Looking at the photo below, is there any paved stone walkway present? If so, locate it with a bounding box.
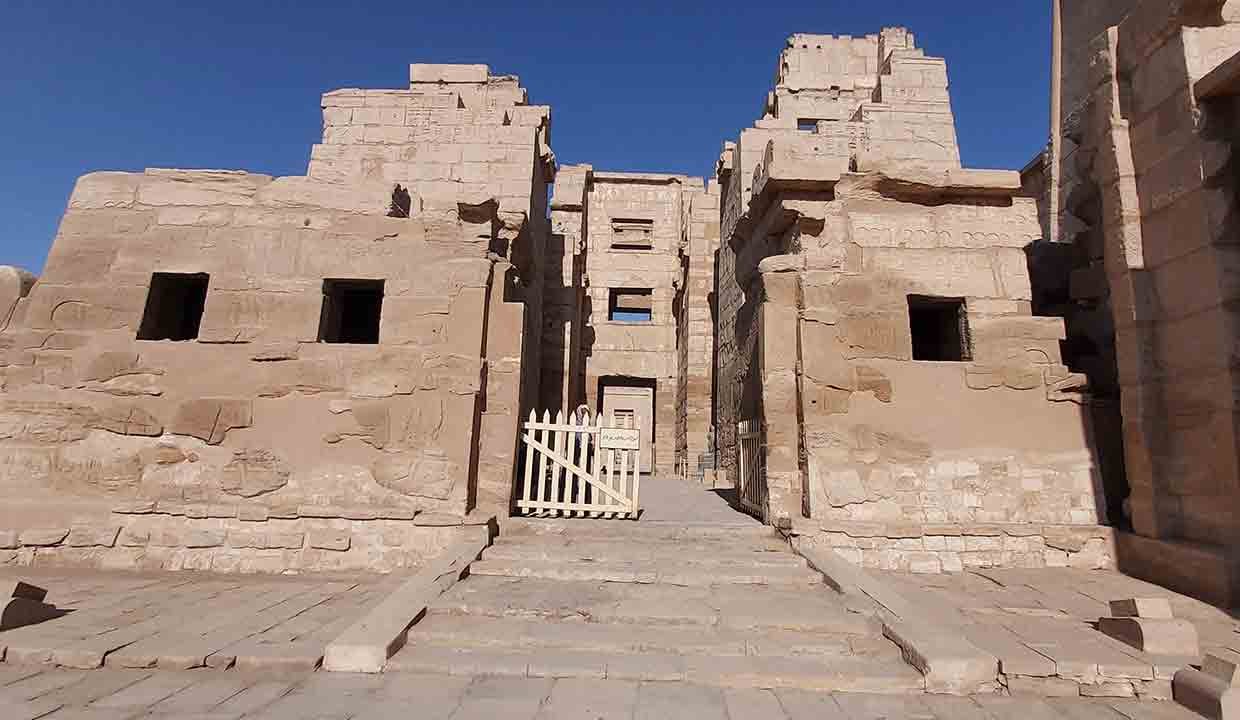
[881,567,1238,653]
[632,475,760,524]
[0,481,1224,717]
[0,666,1203,719]
[878,567,1238,698]
[0,568,393,671]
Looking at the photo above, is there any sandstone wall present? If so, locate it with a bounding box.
[789,175,1102,567]
[712,27,1105,566]
[578,174,696,475]
[685,186,720,480]
[543,164,590,415]
[714,28,966,498]
[0,64,550,572]
[1031,0,1240,604]
[713,143,769,493]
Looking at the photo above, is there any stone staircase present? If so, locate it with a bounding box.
[386,519,925,693]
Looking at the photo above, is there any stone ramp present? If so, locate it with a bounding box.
[387,520,925,693]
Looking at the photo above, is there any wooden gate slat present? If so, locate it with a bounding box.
[574,413,589,519]
[632,416,642,516]
[616,412,630,518]
[523,409,536,506]
[551,410,564,507]
[590,412,603,518]
[537,410,551,508]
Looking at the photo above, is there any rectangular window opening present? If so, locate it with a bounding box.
[797,118,823,132]
[610,218,654,251]
[137,272,209,341]
[319,279,385,344]
[908,295,970,362]
[609,288,653,323]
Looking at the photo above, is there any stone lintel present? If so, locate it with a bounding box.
[409,63,489,84]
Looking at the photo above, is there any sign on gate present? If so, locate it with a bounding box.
[598,427,640,451]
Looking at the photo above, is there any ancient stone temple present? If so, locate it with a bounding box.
[712,28,1107,573]
[0,65,552,572]
[545,168,718,478]
[2,3,1240,617]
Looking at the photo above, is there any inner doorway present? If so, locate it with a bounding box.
[597,377,655,472]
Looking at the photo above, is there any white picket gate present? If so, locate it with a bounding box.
[517,409,642,519]
[737,418,767,520]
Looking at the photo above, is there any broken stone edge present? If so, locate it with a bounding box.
[789,534,998,695]
[1174,667,1240,720]
[321,519,495,673]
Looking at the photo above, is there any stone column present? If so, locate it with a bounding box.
[476,261,527,516]
[1088,27,1169,538]
[758,261,803,528]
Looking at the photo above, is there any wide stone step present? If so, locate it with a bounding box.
[468,557,821,587]
[385,645,925,693]
[499,525,788,549]
[430,576,878,634]
[407,615,901,661]
[502,518,772,542]
[483,539,804,568]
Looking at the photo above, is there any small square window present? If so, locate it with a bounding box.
[908,295,970,362]
[319,279,384,344]
[137,272,209,341]
[610,218,653,250]
[609,288,653,323]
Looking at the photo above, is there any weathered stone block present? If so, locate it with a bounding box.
[1108,597,1174,619]
[1205,650,1240,687]
[182,529,226,549]
[268,532,305,549]
[91,404,162,436]
[19,528,68,547]
[226,529,266,549]
[1175,667,1240,720]
[1008,676,1080,696]
[220,449,289,497]
[1098,617,1199,657]
[410,64,488,84]
[170,398,253,445]
[1080,681,1135,698]
[308,530,350,551]
[118,527,150,547]
[66,526,121,548]
[237,506,270,522]
[373,451,461,503]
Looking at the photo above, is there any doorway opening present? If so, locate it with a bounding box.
[597,376,657,473]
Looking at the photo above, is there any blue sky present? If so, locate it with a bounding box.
[0,1,1050,273]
